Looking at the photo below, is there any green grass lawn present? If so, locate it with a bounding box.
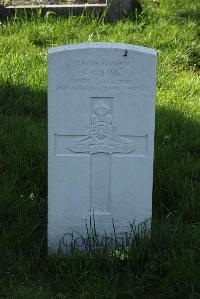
[0,0,200,298]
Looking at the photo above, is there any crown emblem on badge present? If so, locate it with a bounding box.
[69,104,135,154]
[91,105,112,125]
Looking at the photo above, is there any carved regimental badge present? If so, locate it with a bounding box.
[69,105,135,154]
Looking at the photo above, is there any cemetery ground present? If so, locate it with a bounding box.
[0,0,200,298]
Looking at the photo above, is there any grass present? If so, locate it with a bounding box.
[0,0,200,297]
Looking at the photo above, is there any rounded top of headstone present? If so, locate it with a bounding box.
[48,42,157,56]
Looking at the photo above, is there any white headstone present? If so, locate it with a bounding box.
[48,42,157,253]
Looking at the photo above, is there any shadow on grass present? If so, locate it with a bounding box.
[0,81,47,119]
[0,81,200,297]
[0,82,47,257]
[153,105,200,222]
[178,8,200,25]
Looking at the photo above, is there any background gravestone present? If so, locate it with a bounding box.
[48,42,157,253]
[107,0,142,22]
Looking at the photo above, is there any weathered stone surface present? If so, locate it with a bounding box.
[48,42,157,253]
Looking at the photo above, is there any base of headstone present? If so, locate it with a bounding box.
[49,217,151,255]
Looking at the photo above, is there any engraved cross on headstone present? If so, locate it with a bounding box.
[56,97,147,216]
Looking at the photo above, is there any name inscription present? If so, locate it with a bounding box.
[54,59,149,92]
